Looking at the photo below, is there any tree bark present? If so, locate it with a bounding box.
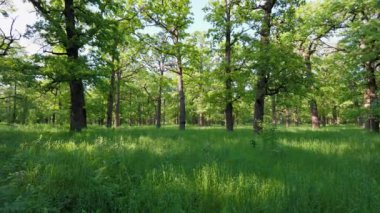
[171,30,186,130]
[176,52,186,130]
[138,103,142,126]
[199,113,206,126]
[303,51,320,129]
[285,108,290,128]
[156,63,164,128]
[69,80,86,131]
[114,70,121,127]
[332,105,338,125]
[295,107,300,126]
[156,91,162,128]
[106,68,116,128]
[224,0,234,132]
[271,95,277,126]
[254,77,266,133]
[364,63,379,132]
[310,99,320,128]
[178,71,186,130]
[253,0,275,133]
[12,82,16,123]
[64,0,86,131]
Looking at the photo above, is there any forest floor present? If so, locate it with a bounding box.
[0,124,379,212]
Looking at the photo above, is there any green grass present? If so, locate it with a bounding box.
[0,124,379,212]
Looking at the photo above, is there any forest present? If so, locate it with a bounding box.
[0,0,379,212]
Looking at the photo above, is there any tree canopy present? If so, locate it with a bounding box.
[0,0,379,132]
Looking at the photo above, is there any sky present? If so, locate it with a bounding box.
[0,0,211,54]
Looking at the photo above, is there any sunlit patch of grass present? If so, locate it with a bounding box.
[0,124,379,212]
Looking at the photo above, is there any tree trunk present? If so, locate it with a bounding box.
[12,82,16,123]
[176,53,186,130]
[332,105,338,125]
[271,95,277,126]
[295,107,300,126]
[199,113,205,126]
[138,103,142,126]
[51,88,59,125]
[156,94,162,128]
[224,0,234,132]
[106,68,116,128]
[285,108,290,128]
[321,115,326,127]
[253,0,275,133]
[114,70,121,127]
[163,98,166,125]
[156,68,163,128]
[69,80,86,131]
[364,63,379,132]
[310,99,320,128]
[64,0,86,131]
[254,78,266,133]
[303,51,320,129]
[178,73,186,130]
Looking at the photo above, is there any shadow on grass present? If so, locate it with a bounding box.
[1,125,379,212]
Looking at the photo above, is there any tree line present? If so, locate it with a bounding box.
[0,0,379,133]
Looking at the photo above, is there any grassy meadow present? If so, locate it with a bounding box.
[0,124,379,212]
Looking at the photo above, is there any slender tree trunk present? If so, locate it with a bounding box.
[253,0,275,133]
[295,107,300,126]
[12,82,16,123]
[114,70,121,127]
[224,0,234,131]
[364,63,379,132]
[52,88,58,125]
[271,95,277,126]
[156,67,163,128]
[156,93,162,128]
[332,105,338,125]
[199,113,205,126]
[163,98,166,125]
[106,68,116,128]
[178,73,186,130]
[64,0,86,131]
[138,103,142,126]
[321,115,326,127]
[177,55,186,130]
[285,108,290,128]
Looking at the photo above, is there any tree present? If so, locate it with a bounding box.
[294,0,349,129]
[27,0,107,131]
[142,0,193,130]
[251,0,304,133]
[339,0,380,132]
[92,3,141,128]
[205,0,253,131]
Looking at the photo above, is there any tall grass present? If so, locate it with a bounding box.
[0,124,379,212]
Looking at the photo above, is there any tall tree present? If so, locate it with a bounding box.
[205,0,250,131]
[339,0,380,132]
[142,0,193,130]
[250,0,304,133]
[294,0,348,129]
[252,0,276,133]
[27,0,106,131]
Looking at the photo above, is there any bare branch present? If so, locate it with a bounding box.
[0,18,21,56]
